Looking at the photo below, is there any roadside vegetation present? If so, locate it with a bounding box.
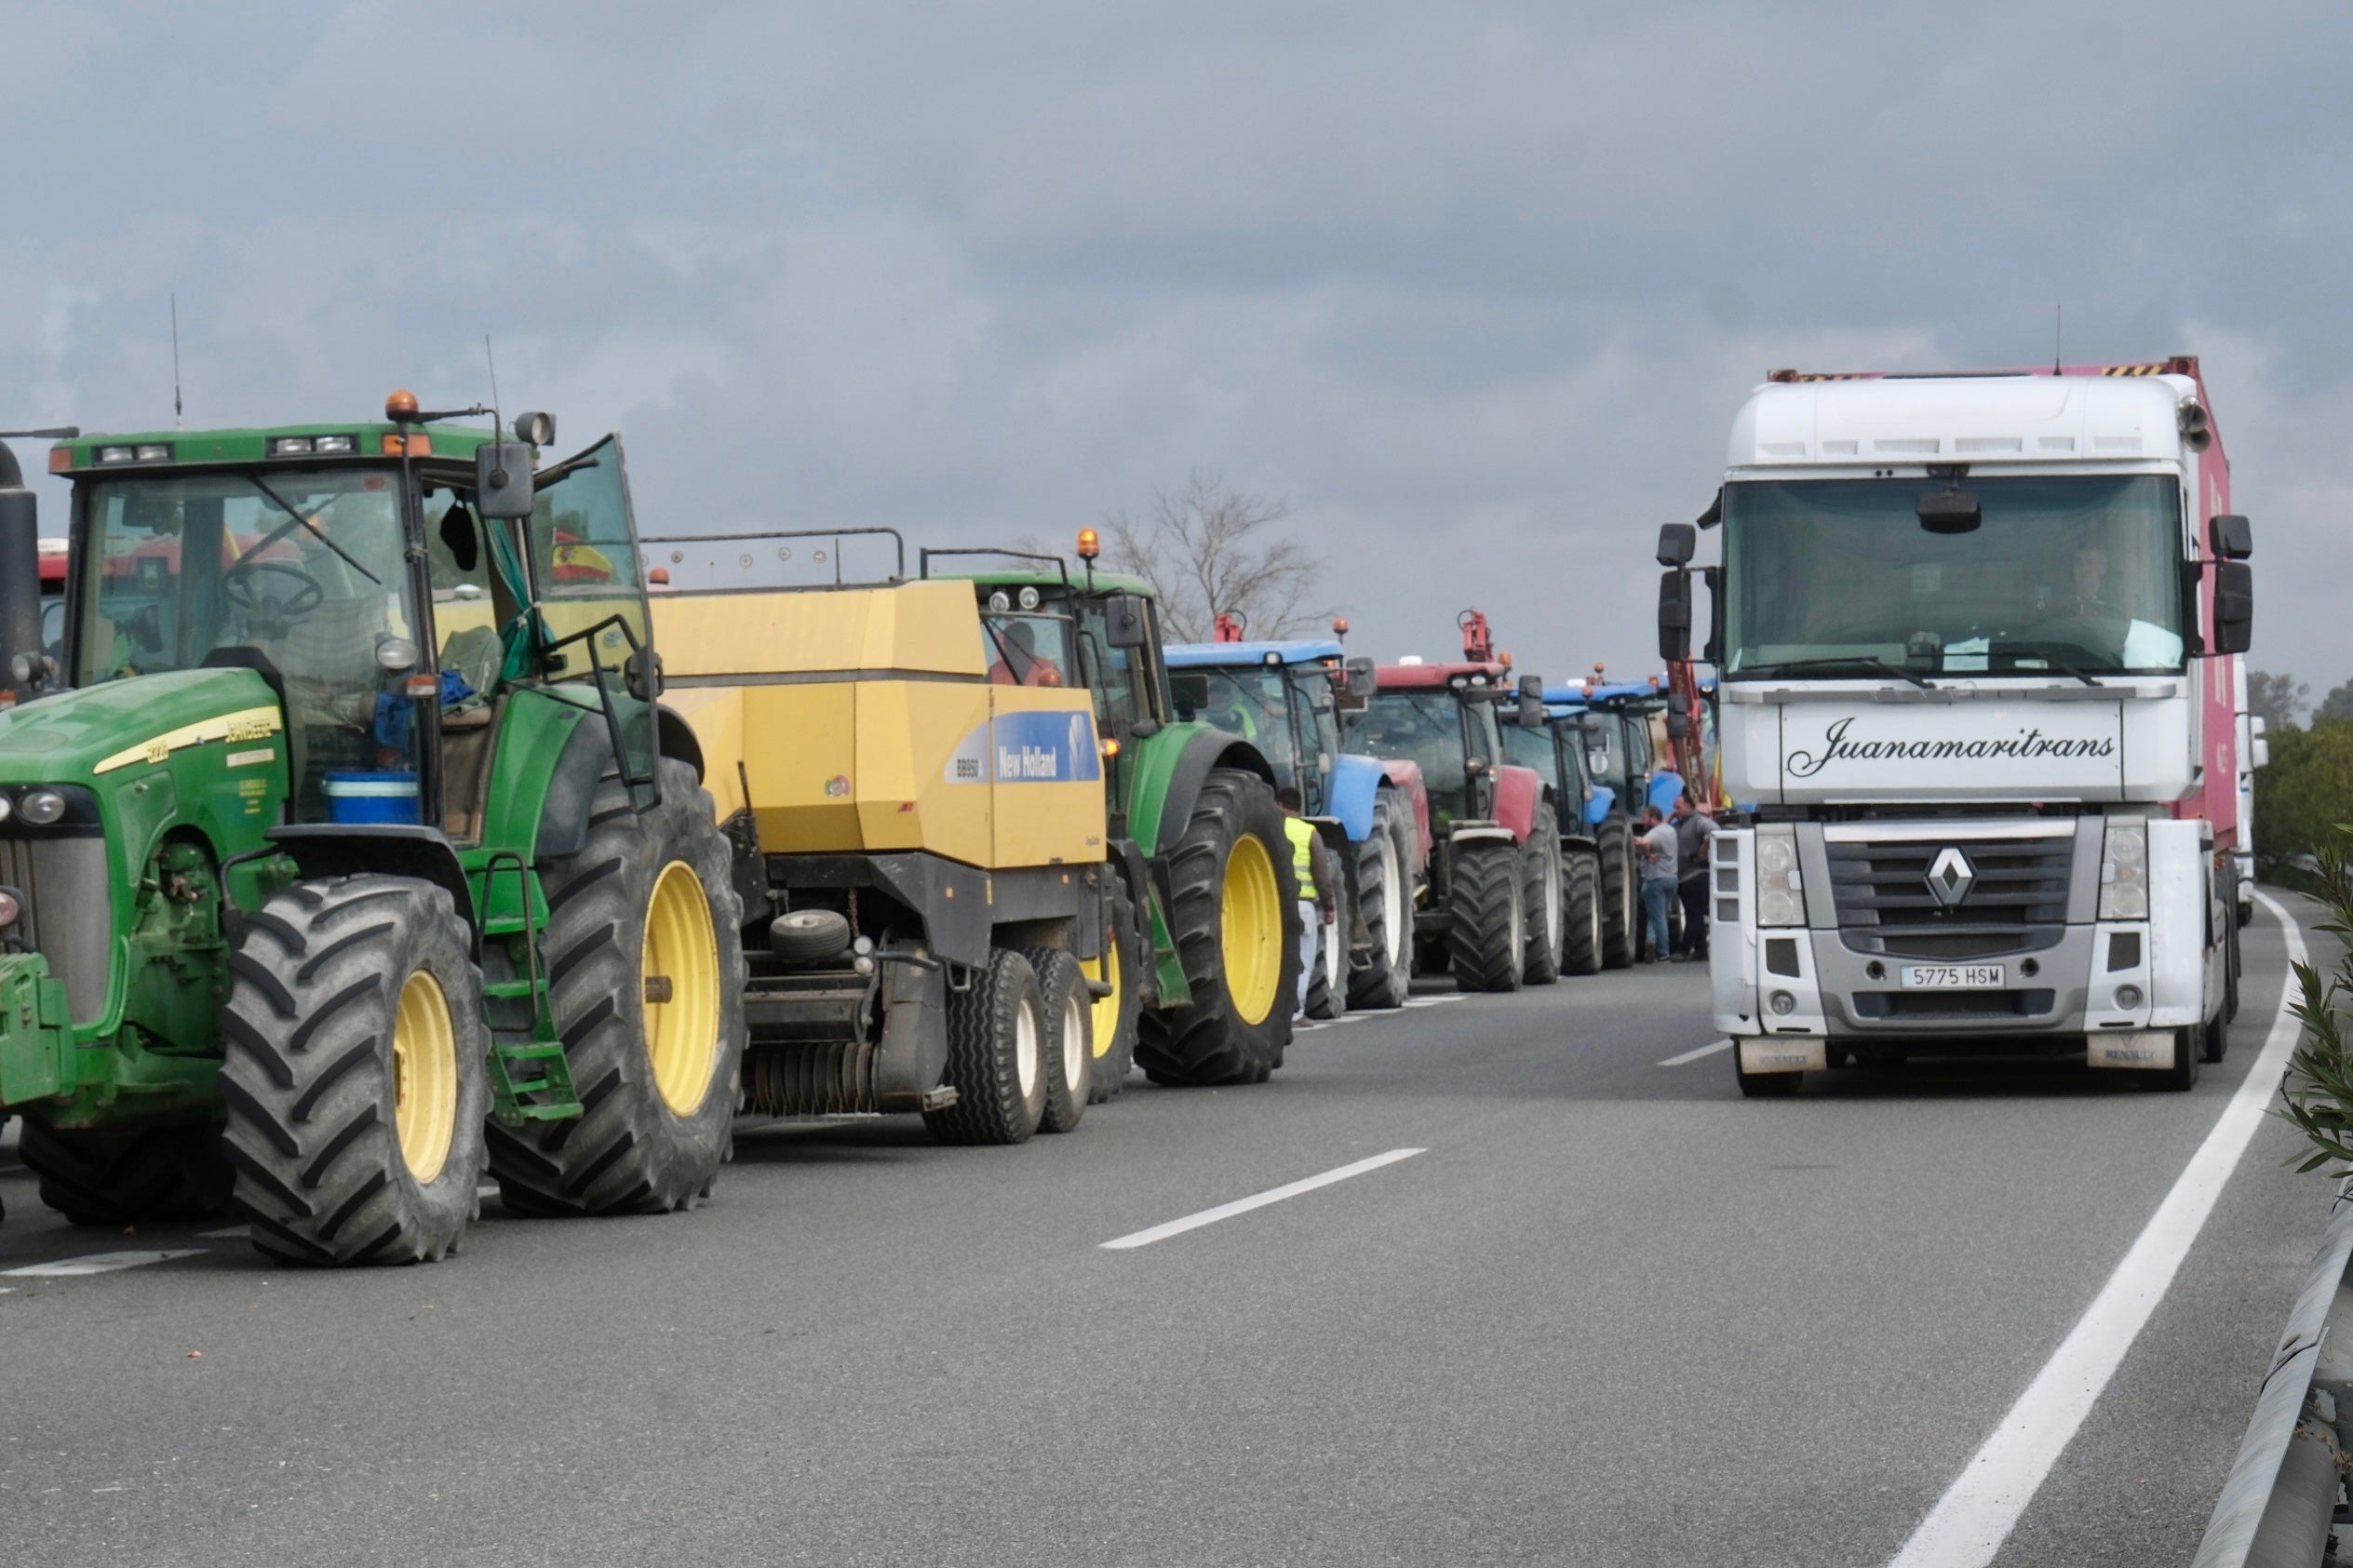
[2277,829,2353,1173]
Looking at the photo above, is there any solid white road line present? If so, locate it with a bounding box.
[1886,891,2310,1568]
[1102,1147,1427,1250]
[197,1226,247,1240]
[1660,1039,1733,1067]
[2,1249,207,1278]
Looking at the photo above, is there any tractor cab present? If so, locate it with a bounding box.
[1162,634,1355,817]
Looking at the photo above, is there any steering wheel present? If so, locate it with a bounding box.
[224,558,327,619]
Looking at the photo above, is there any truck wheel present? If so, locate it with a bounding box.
[1134,768,1297,1086]
[2200,1008,2229,1065]
[489,760,746,1216]
[1735,1053,1801,1099]
[1346,793,1414,1011]
[1448,838,1526,993]
[1597,816,1636,970]
[1521,805,1564,986]
[1562,848,1604,976]
[2146,1027,2201,1092]
[222,876,489,1266]
[2225,919,2242,1025]
[20,1119,231,1227]
[1084,886,1142,1103]
[1026,948,1091,1134]
[1306,876,1351,1021]
[925,948,1048,1144]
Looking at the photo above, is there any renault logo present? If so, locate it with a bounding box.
[1926,847,1975,907]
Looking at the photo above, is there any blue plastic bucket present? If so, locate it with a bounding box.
[324,770,421,825]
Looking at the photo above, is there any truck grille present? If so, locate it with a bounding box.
[1850,988,2058,1021]
[1825,834,2072,960]
[0,835,114,1025]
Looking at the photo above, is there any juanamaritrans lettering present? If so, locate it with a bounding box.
[1785,715,2118,779]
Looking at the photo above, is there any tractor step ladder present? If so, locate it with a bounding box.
[478,858,585,1124]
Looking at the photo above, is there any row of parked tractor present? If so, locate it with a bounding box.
[0,396,1687,1266]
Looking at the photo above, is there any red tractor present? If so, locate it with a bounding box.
[1346,610,1558,991]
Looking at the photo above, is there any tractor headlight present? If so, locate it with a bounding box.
[19,789,66,826]
[0,887,19,929]
[0,793,13,824]
[1756,825,1807,928]
[1016,585,1041,611]
[2099,818,2148,920]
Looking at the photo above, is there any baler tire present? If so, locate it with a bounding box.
[1305,875,1351,1022]
[771,909,853,964]
[221,876,488,1266]
[1346,792,1414,1011]
[1134,768,1297,1086]
[1085,886,1142,1104]
[1025,947,1091,1135]
[1562,848,1604,977]
[20,1119,231,1228]
[1597,816,1636,971]
[1521,805,1564,987]
[488,759,746,1217]
[924,948,1048,1145]
[1447,838,1526,994]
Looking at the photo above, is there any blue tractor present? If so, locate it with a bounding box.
[1164,634,1425,1014]
[1541,677,1684,967]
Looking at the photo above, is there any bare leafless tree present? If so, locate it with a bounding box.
[1104,469,1328,644]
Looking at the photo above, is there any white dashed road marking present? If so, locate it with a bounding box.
[2,1249,207,1278]
[1103,1147,1427,1250]
[1659,1039,1733,1067]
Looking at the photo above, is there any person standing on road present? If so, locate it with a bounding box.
[1672,793,1716,962]
[1636,803,1678,964]
[1279,786,1336,1017]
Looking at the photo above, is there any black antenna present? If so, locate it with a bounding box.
[484,335,504,437]
[2052,304,2063,376]
[170,294,184,428]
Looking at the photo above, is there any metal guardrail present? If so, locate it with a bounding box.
[2192,1180,2353,1567]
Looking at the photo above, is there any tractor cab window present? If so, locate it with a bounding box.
[1501,719,1560,796]
[1071,596,1160,734]
[980,611,1072,687]
[1580,715,1628,792]
[524,436,656,796]
[1197,666,1300,792]
[421,488,508,710]
[1362,689,1468,829]
[75,467,424,821]
[1300,666,1343,798]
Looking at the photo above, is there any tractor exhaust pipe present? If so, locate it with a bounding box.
[0,427,76,697]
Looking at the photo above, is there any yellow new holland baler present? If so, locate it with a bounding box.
[651,559,1112,1145]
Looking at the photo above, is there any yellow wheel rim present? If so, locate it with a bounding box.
[1221,832,1284,1027]
[392,969,459,1185]
[1084,937,1122,1060]
[643,860,722,1117]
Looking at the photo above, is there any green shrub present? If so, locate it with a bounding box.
[2278,832,2353,1174]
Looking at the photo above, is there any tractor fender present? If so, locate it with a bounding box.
[533,716,614,864]
[1324,753,1385,842]
[1585,782,1617,827]
[655,703,706,782]
[1647,768,1686,816]
[1153,730,1276,857]
[1378,758,1435,867]
[1492,763,1542,843]
[1448,823,1516,847]
[266,824,477,944]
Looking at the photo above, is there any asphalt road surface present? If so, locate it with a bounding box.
[0,892,2336,1567]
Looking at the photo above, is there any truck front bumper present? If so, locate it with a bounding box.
[0,950,74,1108]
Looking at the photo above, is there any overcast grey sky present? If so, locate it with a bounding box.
[7,1,2349,699]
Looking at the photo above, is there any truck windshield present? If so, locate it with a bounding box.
[1361,690,1468,825]
[1196,668,1299,786]
[1722,475,2185,677]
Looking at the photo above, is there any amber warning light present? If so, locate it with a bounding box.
[384,389,421,422]
[1075,527,1100,560]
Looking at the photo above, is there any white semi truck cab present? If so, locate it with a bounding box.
[1657,360,2256,1096]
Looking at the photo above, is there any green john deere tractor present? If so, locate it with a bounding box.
[0,393,744,1265]
[931,535,1299,1092]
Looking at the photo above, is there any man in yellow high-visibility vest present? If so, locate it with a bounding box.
[1278,785,1337,1019]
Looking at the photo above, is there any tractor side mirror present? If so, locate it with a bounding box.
[1105,593,1150,649]
[1517,674,1546,728]
[2212,561,2254,655]
[626,646,664,703]
[1344,655,1378,700]
[1658,570,1692,661]
[475,441,537,520]
[2212,514,2252,560]
[1171,671,1209,720]
[1666,709,1690,741]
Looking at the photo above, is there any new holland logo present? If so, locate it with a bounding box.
[1926,847,1975,908]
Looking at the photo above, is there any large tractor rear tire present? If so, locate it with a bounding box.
[1135,768,1298,1086]
[1597,815,1637,971]
[924,948,1049,1145]
[1562,848,1604,976]
[1347,791,1414,1011]
[222,877,489,1266]
[1521,805,1564,987]
[1085,885,1142,1104]
[1027,947,1091,1134]
[20,1119,231,1227]
[1448,838,1526,993]
[489,760,746,1217]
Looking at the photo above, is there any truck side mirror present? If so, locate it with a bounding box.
[475,440,537,520]
[1658,570,1692,661]
[1105,592,1150,649]
[1517,674,1546,728]
[1656,521,1696,567]
[2211,514,2252,560]
[2252,736,2271,769]
[1171,671,1209,719]
[2212,561,2254,655]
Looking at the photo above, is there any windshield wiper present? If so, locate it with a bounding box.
[1993,645,2102,686]
[239,476,383,586]
[1742,656,1937,690]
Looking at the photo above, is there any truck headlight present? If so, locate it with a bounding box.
[2099,818,2147,920]
[1756,825,1807,927]
[18,789,66,826]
